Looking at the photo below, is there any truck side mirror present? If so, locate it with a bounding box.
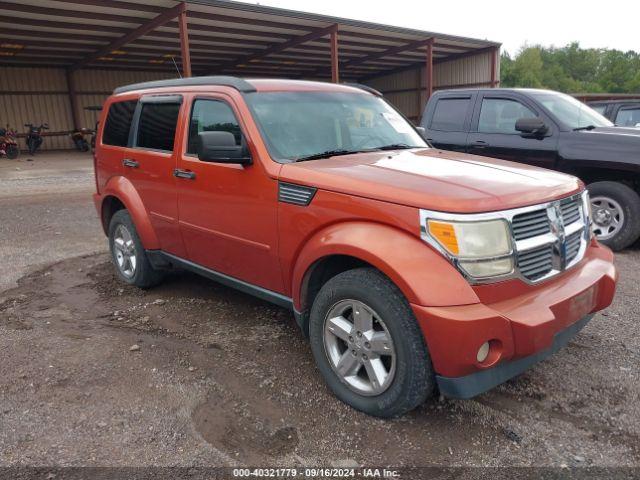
[197,131,252,165]
[515,117,548,137]
[415,126,427,140]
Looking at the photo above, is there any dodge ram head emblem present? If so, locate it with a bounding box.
[548,203,567,270]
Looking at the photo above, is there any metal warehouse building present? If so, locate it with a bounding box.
[0,0,500,150]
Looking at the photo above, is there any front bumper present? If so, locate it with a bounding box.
[411,241,617,398]
[436,313,593,399]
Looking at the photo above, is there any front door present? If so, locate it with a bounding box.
[467,94,559,169]
[175,94,283,293]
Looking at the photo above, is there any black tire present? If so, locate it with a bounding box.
[108,209,164,288]
[27,139,36,155]
[6,144,18,159]
[588,181,640,251]
[309,267,435,418]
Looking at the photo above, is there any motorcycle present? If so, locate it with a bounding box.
[0,124,19,159]
[70,128,92,152]
[24,123,49,155]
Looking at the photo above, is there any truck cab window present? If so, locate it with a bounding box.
[188,99,242,154]
[430,98,470,132]
[136,102,181,152]
[478,98,537,134]
[616,108,640,127]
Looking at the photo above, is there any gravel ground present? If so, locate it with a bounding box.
[1,153,639,472]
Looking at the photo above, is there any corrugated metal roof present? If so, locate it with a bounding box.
[0,0,500,81]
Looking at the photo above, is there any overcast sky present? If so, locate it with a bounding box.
[245,0,638,55]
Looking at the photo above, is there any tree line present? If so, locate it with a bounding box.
[500,42,640,94]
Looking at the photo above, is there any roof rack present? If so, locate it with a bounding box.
[113,76,256,95]
[344,83,383,97]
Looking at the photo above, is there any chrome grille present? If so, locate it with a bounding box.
[420,192,591,285]
[565,230,582,263]
[512,209,551,240]
[517,245,553,281]
[561,199,581,225]
[513,195,588,282]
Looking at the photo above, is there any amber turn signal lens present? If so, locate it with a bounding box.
[428,220,459,255]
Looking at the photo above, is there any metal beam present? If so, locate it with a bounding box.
[425,38,434,101]
[70,3,186,70]
[344,38,434,69]
[178,4,191,77]
[65,69,81,129]
[491,46,499,87]
[330,25,339,83]
[209,24,337,73]
[50,0,165,14]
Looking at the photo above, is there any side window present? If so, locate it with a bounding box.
[102,100,137,147]
[590,105,607,115]
[136,102,181,152]
[478,98,537,134]
[430,98,470,132]
[616,107,640,127]
[188,99,242,154]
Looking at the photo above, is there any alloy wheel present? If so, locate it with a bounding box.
[113,224,137,278]
[323,299,396,396]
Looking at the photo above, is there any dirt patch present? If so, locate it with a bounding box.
[0,252,639,467]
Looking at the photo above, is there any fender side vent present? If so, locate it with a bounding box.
[278,182,317,206]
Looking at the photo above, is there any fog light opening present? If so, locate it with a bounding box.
[476,339,503,367]
[476,342,490,363]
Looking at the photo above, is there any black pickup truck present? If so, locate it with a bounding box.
[419,88,640,250]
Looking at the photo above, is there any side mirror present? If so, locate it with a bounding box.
[515,117,548,137]
[415,126,427,140]
[197,131,252,165]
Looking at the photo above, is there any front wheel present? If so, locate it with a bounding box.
[309,268,435,418]
[6,144,18,159]
[588,181,640,251]
[108,209,164,288]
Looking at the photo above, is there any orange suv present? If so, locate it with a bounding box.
[93,77,617,417]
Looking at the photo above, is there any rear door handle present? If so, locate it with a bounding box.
[123,158,139,168]
[173,168,196,180]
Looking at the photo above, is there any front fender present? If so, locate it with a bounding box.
[99,176,160,250]
[291,221,480,311]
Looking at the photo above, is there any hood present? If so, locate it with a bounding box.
[279,148,582,213]
[559,127,640,166]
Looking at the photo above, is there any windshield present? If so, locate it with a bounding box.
[529,91,613,129]
[245,91,427,162]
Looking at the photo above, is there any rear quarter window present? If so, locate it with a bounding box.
[102,100,138,147]
[430,97,470,132]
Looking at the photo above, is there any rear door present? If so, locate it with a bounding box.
[174,93,283,293]
[123,94,186,257]
[420,92,475,152]
[467,93,559,169]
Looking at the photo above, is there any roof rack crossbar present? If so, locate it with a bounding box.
[113,75,256,94]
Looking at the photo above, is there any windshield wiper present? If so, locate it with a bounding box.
[574,125,597,131]
[294,149,355,162]
[373,143,420,151]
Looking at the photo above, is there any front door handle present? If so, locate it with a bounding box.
[472,140,488,148]
[173,168,196,180]
[123,158,139,168]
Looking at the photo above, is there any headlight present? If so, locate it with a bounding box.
[423,217,514,280]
